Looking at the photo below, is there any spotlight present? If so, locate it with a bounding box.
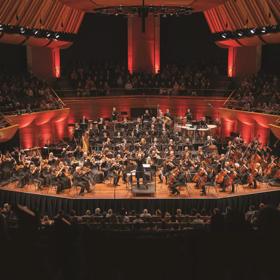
[221,33,227,39]
[261,27,267,33]
[34,29,39,35]
[0,24,3,31]
[46,32,51,38]
[237,31,243,37]
[55,33,60,39]
[20,27,25,34]
[250,28,256,34]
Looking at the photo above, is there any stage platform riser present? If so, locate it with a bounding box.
[1,190,280,216]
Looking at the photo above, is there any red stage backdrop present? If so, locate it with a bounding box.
[0,125,19,143]
[218,108,279,145]
[5,108,70,149]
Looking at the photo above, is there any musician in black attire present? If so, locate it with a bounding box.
[185,109,192,123]
[111,163,122,186]
[142,110,151,122]
[56,169,71,194]
[135,153,147,189]
[111,107,118,122]
[18,163,31,188]
[73,167,91,195]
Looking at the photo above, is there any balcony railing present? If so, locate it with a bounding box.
[56,87,232,98]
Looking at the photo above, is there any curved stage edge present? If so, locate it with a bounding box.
[1,188,280,216]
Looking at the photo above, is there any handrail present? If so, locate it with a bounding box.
[223,89,236,106]
[56,87,232,92]
[51,87,65,107]
[0,112,11,126]
[55,87,232,97]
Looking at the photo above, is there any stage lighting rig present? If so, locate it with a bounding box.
[0,23,76,41]
[214,23,280,41]
[92,1,193,33]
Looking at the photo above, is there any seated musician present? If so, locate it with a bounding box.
[73,167,92,195]
[199,117,208,129]
[111,161,122,186]
[168,168,180,196]
[40,161,52,187]
[142,110,151,124]
[17,162,31,188]
[164,108,172,120]
[56,168,71,194]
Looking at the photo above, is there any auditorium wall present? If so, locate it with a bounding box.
[5,108,70,149]
[218,108,279,145]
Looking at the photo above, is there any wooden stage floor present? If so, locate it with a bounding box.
[1,179,280,200]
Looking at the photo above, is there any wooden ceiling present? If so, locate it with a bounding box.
[59,0,227,12]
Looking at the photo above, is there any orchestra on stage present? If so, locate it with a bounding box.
[0,106,279,196]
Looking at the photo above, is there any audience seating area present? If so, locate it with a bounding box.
[60,62,227,97]
[0,72,64,115]
[1,202,279,234]
[226,74,280,115]
[0,115,9,129]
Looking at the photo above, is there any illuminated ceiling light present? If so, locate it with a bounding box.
[46,32,51,38]
[20,27,25,34]
[237,31,243,37]
[221,33,227,39]
[34,29,39,35]
[261,27,267,33]
[250,28,256,34]
[0,24,3,31]
[55,33,60,39]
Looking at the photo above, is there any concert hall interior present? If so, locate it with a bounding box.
[1,1,280,280]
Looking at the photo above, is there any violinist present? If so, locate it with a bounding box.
[56,167,71,194]
[17,161,31,188]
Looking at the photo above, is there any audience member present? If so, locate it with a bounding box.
[227,74,280,114]
[0,71,63,114]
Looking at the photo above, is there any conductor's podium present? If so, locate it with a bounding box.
[131,183,156,197]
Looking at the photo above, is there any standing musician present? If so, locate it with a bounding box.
[111,107,118,122]
[185,108,192,123]
[135,152,147,189]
